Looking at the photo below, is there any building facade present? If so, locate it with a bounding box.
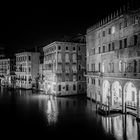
[43,41,86,96]
[0,58,16,86]
[86,8,140,118]
[15,52,40,89]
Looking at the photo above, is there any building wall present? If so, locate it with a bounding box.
[43,41,86,96]
[86,9,140,116]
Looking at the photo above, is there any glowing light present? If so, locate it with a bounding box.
[111,26,115,34]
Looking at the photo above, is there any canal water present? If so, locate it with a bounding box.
[0,86,140,140]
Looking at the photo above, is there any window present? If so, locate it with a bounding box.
[111,62,114,72]
[79,84,81,90]
[119,40,122,49]
[66,46,68,50]
[91,78,94,84]
[132,91,135,101]
[112,42,115,50]
[124,19,127,28]
[134,60,137,73]
[119,22,122,30]
[28,56,31,61]
[103,46,105,53]
[58,46,61,50]
[78,46,81,51]
[78,75,81,80]
[111,26,115,34]
[108,44,111,51]
[72,54,76,62]
[123,62,127,72]
[66,85,69,91]
[99,47,101,53]
[119,60,123,72]
[91,63,95,71]
[108,28,111,34]
[79,65,81,71]
[58,85,61,91]
[99,63,101,72]
[102,62,105,73]
[103,31,105,37]
[29,67,31,72]
[98,79,100,86]
[73,46,76,51]
[124,38,127,48]
[134,35,138,46]
[73,85,76,91]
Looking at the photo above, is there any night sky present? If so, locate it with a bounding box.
[0,0,139,54]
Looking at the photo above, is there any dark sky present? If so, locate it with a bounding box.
[0,0,139,53]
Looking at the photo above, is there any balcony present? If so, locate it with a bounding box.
[86,71,103,77]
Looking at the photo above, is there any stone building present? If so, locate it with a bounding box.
[15,52,40,89]
[86,8,140,118]
[43,41,86,96]
[0,58,16,86]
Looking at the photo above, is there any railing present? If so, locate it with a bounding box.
[86,71,103,77]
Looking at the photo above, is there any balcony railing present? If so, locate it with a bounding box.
[86,71,103,77]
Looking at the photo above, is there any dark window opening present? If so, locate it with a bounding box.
[124,38,127,48]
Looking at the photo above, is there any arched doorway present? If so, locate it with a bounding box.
[102,80,111,106]
[112,81,122,108]
[124,82,137,109]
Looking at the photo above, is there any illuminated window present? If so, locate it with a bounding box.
[119,60,123,72]
[111,26,115,34]
[102,62,105,73]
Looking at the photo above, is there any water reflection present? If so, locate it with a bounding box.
[101,114,139,140]
[0,87,140,140]
[38,95,58,126]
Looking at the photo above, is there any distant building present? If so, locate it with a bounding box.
[43,41,86,96]
[85,8,140,118]
[0,58,16,86]
[15,52,40,89]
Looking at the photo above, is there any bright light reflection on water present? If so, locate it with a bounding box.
[0,86,140,140]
